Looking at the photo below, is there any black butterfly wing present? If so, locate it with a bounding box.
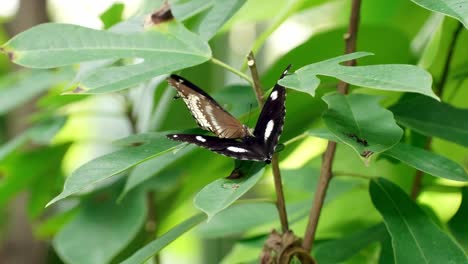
[167,134,267,161]
[168,75,249,139]
[252,65,290,159]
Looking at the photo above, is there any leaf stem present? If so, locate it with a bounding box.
[410,21,463,199]
[210,57,254,87]
[246,52,289,233]
[302,0,362,252]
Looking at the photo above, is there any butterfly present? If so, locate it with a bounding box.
[166,65,290,163]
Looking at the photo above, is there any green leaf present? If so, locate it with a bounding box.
[390,94,468,147]
[47,133,180,206]
[1,22,211,93]
[314,224,387,263]
[53,188,146,264]
[448,187,468,251]
[322,93,403,159]
[99,3,125,29]
[170,0,213,21]
[0,117,66,162]
[121,213,206,264]
[279,52,437,99]
[197,202,278,237]
[369,177,467,263]
[121,146,194,198]
[181,0,247,40]
[194,163,265,220]
[384,143,468,182]
[410,0,468,28]
[0,69,72,114]
[0,145,68,209]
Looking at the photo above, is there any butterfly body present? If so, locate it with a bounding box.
[167,65,290,163]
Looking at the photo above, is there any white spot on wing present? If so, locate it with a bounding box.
[264,120,275,141]
[173,135,178,138]
[270,91,278,100]
[196,136,206,142]
[227,146,248,153]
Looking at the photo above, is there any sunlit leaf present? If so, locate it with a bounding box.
[279,52,437,99]
[322,93,403,159]
[1,22,211,93]
[370,178,466,263]
[47,133,180,206]
[384,143,468,182]
[390,94,468,147]
[194,162,265,220]
[121,213,206,264]
[410,0,468,28]
[53,188,146,264]
[99,3,125,29]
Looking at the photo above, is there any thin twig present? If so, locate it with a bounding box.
[247,52,289,233]
[211,57,254,87]
[410,21,463,199]
[302,0,361,252]
[247,52,265,107]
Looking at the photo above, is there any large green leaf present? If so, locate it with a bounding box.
[279,52,437,99]
[314,224,387,263]
[369,178,467,263]
[194,162,265,220]
[449,187,468,251]
[390,94,468,147]
[322,93,403,159]
[0,69,72,114]
[121,146,195,198]
[53,188,146,264]
[47,133,180,206]
[410,0,468,28]
[384,143,468,182]
[171,0,246,40]
[1,22,211,94]
[121,213,206,264]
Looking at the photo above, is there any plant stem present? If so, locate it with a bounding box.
[211,57,254,87]
[247,51,289,233]
[302,0,361,252]
[410,21,463,199]
[247,52,265,107]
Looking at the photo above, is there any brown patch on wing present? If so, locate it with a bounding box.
[167,75,249,139]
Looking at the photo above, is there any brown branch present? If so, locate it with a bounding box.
[410,21,463,199]
[247,51,289,233]
[272,155,289,232]
[247,51,265,107]
[302,0,361,252]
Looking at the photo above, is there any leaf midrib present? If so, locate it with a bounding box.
[376,181,429,263]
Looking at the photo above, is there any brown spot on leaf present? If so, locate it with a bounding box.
[7,52,14,61]
[130,141,144,147]
[360,150,374,158]
[226,168,243,179]
[72,86,85,93]
[151,2,174,24]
